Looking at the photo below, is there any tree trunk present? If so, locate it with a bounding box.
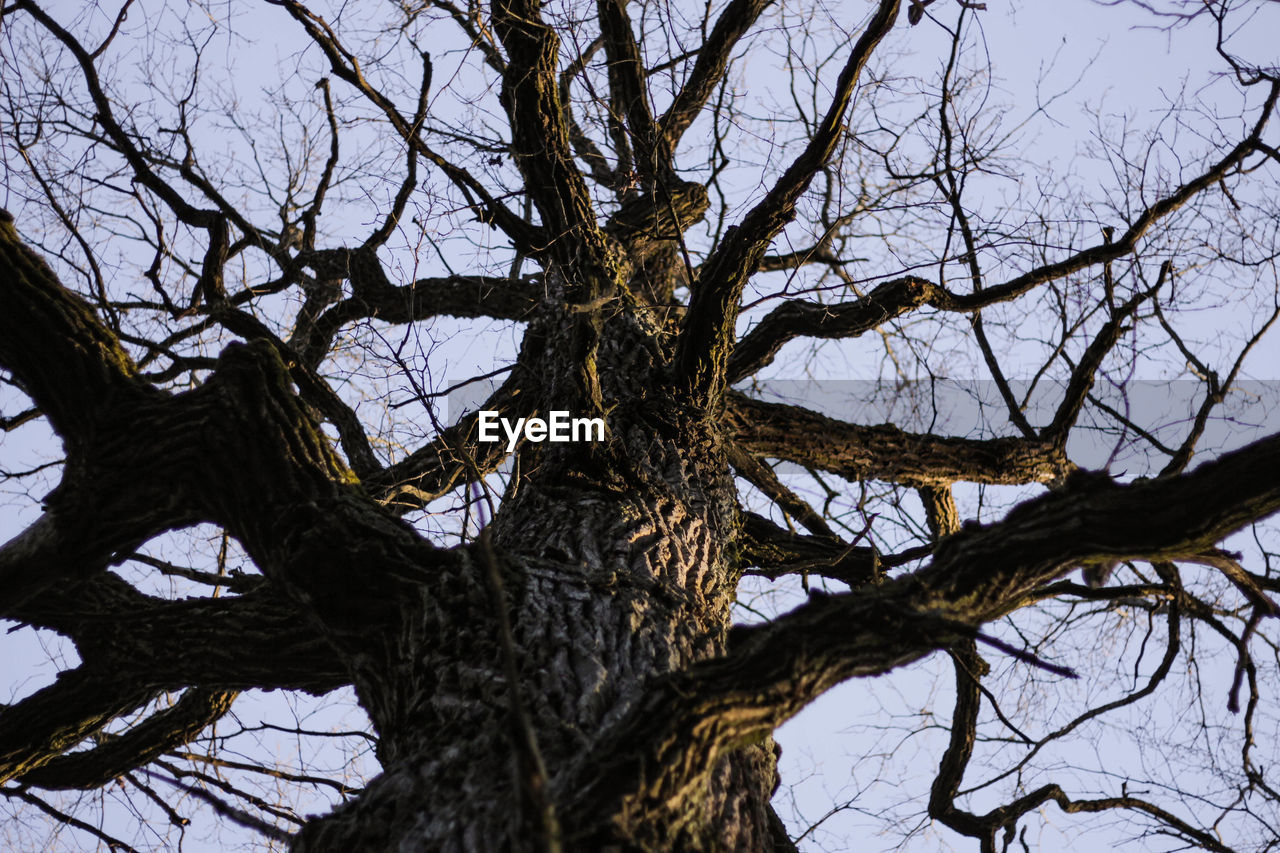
[291,305,782,851]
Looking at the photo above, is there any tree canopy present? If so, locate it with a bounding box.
[2,0,1280,850]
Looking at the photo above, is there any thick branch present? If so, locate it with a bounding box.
[491,0,611,276]
[0,209,144,444]
[728,392,1073,486]
[0,494,191,615]
[365,373,530,512]
[0,383,211,612]
[19,689,237,791]
[736,511,878,586]
[918,484,960,540]
[3,223,474,712]
[1041,268,1166,445]
[596,0,662,180]
[210,302,383,476]
[728,276,944,382]
[563,430,1280,839]
[7,573,347,695]
[298,263,539,366]
[728,443,835,538]
[0,669,153,786]
[676,0,901,403]
[604,181,710,250]
[185,344,444,635]
[658,0,775,149]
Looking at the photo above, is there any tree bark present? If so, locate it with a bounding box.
[290,305,783,851]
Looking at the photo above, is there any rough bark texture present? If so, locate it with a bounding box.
[284,299,781,849]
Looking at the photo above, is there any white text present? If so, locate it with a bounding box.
[477,410,606,452]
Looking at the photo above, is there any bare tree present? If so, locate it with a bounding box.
[2,0,1279,850]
